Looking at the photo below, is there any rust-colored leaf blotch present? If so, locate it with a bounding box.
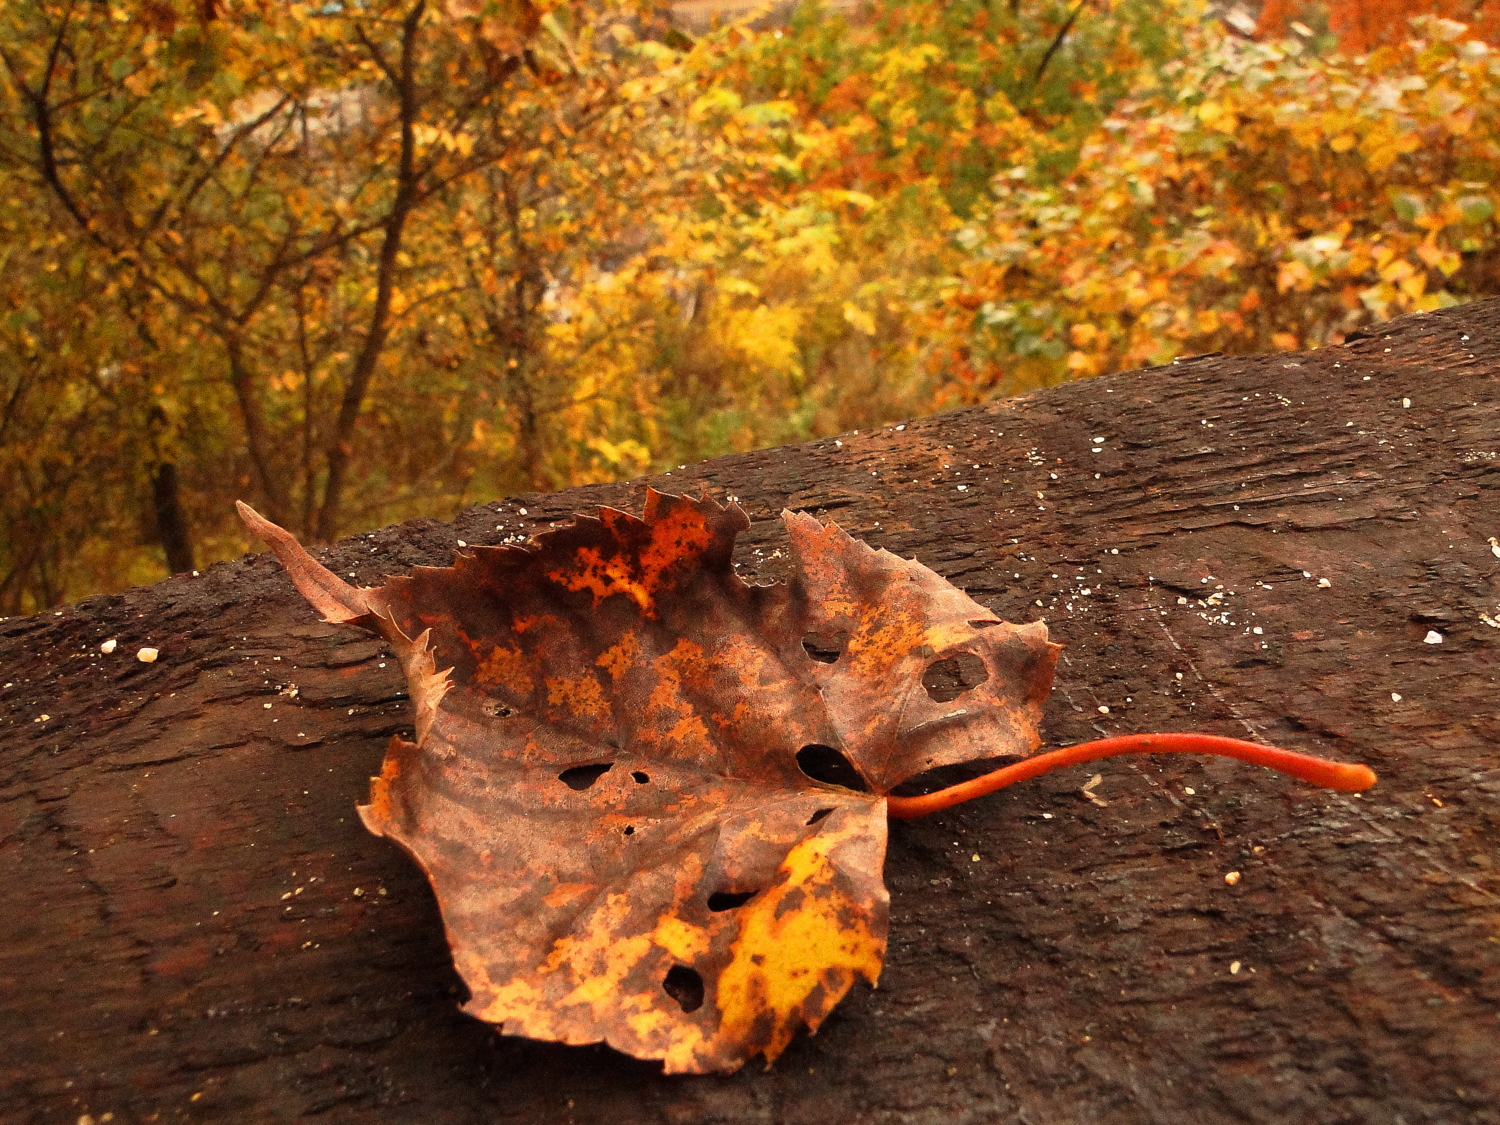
[240,490,1059,1072]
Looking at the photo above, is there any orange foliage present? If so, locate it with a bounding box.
[1259,0,1500,50]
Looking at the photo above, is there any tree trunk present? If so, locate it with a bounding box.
[226,334,292,527]
[316,0,427,545]
[150,461,195,575]
[3,298,1497,1124]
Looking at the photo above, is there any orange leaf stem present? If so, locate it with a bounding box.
[885,733,1377,820]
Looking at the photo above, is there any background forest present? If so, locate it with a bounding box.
[1,0,1496,613]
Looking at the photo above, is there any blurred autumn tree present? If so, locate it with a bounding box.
[0,0,741,609]
[579,0,1202,466]
[0,0,1495,612]
[928,4,1500,393]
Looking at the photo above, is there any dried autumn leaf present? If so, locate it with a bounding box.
[239,490,1060,1072]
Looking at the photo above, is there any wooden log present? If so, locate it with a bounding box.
[3,299,1497,1123]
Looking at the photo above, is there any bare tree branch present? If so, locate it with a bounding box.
[317,0,428,541]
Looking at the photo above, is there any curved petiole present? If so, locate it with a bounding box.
[885,733,1376,820]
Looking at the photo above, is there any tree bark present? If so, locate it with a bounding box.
[225,333,292,527]
[503,174,553,491]
[3,299,1497,1124]
[150,461,195,575]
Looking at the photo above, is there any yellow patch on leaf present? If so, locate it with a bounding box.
[715,806,887,1069]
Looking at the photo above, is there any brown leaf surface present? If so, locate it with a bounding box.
[239,490,1060,1072]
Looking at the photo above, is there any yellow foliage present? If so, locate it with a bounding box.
[929,14,1500,394]
[3,0,1498,611]
[843,302,878,336]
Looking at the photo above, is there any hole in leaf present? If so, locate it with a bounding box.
[800,630,847,664]
[631,771,649,784]
[707,890,757,911]
[481,700,514,717]
[806,807,835,825]
[968,620,1000,629]
[623,825,636,836]
[662,965,704,1013]
[921,653,990,703]
[558,763,613,790]
[796,745,869,792]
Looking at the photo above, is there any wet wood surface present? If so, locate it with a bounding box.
[3,299,1497,1123]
